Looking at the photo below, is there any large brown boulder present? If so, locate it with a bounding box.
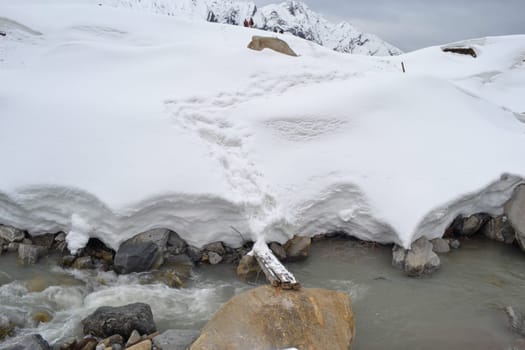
[247,36,298,57]
[190,285,355,350]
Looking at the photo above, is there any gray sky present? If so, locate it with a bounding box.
[253,0,525,52]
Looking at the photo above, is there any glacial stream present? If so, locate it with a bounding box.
[1,237,525,349]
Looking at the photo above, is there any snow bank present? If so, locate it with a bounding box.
[1,1,524,250]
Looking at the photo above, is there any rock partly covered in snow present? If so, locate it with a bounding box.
[392,237,441,277]
[105,0,402,56]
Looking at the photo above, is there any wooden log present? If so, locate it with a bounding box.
[252,240,300,290]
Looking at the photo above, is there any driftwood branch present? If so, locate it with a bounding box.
[251,240,300,290]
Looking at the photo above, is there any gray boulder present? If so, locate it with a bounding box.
[203,242,225,255]
[481,215,515,244]
[0,225,24,242]
[18,244,47,265]
[153,329,200,350]
[114,242,161,274]
[167,232,187,254]
[391,244,407,269]
[32,234,55,249]
[185,246,202,263]
[453,213,490,236]
[269,242,287,261]
[236,254,261,282]
[284,236,311,261]
[129,229,169,251]
[0,334,50,350]
[207,251,223,265]
[431,238,450,254]
[404,237,440,277]
[82,303,156,339]
[505,185,525,250]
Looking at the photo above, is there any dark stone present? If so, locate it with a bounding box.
[83,238,115,264]
[114,242,161,274]
[442,46,477,58]
[76,337,98,350]
[236,254,261,282]
[430,238,450,254]
[129,229,170,251]
[269,242,287,261]
[32,234,55,249]
[454,213,490,236]
[18,244,47,265]
[0,334,51,350]
[186,246,202,263]
[72,256,96,270]
[61,255,77,268]
[81,303,157,339]
[153,329,200,350]
[167,231,187,254]
[100,334,124,347]
[482,215,515,244]
[203,242,225,255]
[284,236,311,261]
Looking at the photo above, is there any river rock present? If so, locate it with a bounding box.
[454,213,490,236]
[126,330,142,348]
[284,236,311,261]
[153,329,200,350]
[431,238,450,253]
[481,215,515,244]
[126,340,151,350]
[100,334,124,347]
[82,303,157,339]
[0,334,51,350]
[404,237,440,277]
[73,256,96,270]
[190,285,355,350]
[505,185,525,250]
[392,244,407,269]
[207,251,223,265]
[130,229,170,251]
[236,254,261,281]
[18,243,47,265]
[32,233,56,249]
[185,246,202,263]
[203,241,226,255]
[167,231,187,254]
[76,337,98,350]
[0,225,24,242]
[7,242,19,253]
[114,242,161,274]
[269,242,287,261]
[449,239,461,249]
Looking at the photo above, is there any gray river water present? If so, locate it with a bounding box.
[1,237,525,349]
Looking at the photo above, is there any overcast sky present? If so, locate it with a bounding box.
[253,0,525,52]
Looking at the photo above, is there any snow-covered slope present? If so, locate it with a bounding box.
[105,0,402,56]
[0,1,524,252]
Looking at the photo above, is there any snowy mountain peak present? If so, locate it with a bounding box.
[107,0,402,56]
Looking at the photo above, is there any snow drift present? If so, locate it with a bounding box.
[0,1,524,251]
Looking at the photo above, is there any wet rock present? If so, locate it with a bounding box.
[269,242,287,261]
[83,238,115,265]
[73,256,96,270]
[18,243,47,265]
[247,36,298,56]
[482,215,515,244]
[126,330,142,348]
[6,242,19,253]
[0,334,51,350]
[284,236,311,261]
[32,310,52,324]
[130,229,170,251]
[82,303,156,339]
[0,225,24,242]
[100,334,124,347]
[112,344,123,350]
[391,244,407,269]
[449,239,461,249]
[167,231,187,254]
[77,337,98,350]
[505,185,525,251]
[431,238,450,253]
[185,246,202,263]
[236,254,261,282]
[203,241,225,255]
[207,251,223,265]
[61,255,77,268]
[404,237,440,277]
[114,242,161,274]
[454,213,490,236]
[190,285,354,350]
[151,269,186,288]
[153,329,200,350]
[164,253,193,267]
[126,340,151,350]
[32,233,55,249]
[59,337,78,350]
[55,232,66,242]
